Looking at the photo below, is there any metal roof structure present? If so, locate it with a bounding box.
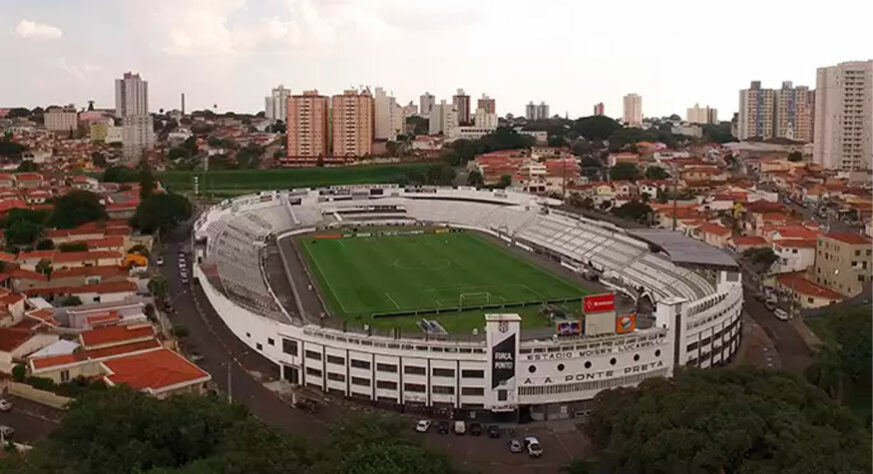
[629,228,739,268]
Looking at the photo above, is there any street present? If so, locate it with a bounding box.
[0,396,61,445]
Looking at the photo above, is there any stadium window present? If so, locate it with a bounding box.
[376,363,398,373]
[327,372,345,382]
[351,359,371,370]
[461,387,484,396]
[282,339,298,356]
[404,383,426,392]
[609,358,616,366]
[305,350,322,361]
[557,364,565,372]
[432,386,454,395]
[305,367,322,377]
[528,365,537,373]
[267,338,275,346]
[404,366,426,376]
[461,369,484,378]
[498,389,507,401]
[655,349,662,357]
[633,354,640,362]
[351,377,370,386]
[584,361,591,369]
[256,343,263,351]
[432,368,455,377]
[376,380,397,390]
[327,355,344,365]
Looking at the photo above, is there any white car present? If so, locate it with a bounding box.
[0,399,11,412]
[0,425,13,439]
[415,419,431,433]
[453,420,466,435]
[524,436,543,457]
[774,308,789,321]
[156,257,164,266]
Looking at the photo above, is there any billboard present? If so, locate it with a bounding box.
[485,314,521,412]
[556,320,582,336]
[615,314,636,334]
[584,293,615,313]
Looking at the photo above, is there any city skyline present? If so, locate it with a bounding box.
[2,0,871,119]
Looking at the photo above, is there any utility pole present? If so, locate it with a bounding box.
[227,363,232,403]
[671,164,679,232]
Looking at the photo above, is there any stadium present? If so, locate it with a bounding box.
[192,185,743,421]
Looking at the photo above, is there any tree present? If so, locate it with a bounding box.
[467,169,484,187]
[148,275,169,299]
[497,174,512,189]
[128,244,150,257]
[11,363,25,382]
[60,296,83,306]
[48,191,108,229]
[572,116,620,141]
[16,161,39,172]
[743,247,778,271]
[131,192,192,234]
[644,166,669,179]
[58,242,89,252]
[806,343,844,400]
[36,238,55,250]
[0,140,27,159]
[702,122,736,143]
[611,200,652,224]
[4,219,43,246]
[138,166,156,200]
[788,150,803,162]
[102,165,139,183]
[547,134,565,147]
[585,367,871,474]
[405,116,428,136]
[35,258,52,277]
[609,162,641,181]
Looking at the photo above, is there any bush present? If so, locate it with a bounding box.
[11,363,26,382]
[172,324,189,338]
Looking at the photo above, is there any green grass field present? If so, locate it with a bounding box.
[156,163,432,195]
[299,231,586,333]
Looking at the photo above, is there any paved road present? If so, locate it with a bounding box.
[741,286,812,374]
[0,396,61,445]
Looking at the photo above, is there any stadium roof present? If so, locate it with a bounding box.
[628,229,738,268]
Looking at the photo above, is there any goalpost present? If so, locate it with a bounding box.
[459,292,491,309]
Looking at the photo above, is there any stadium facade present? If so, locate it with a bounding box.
[192,186,743,421]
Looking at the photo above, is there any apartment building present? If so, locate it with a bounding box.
[623,94,642,127]
[813,60,873,170]
[737,81,776,140]
[813,233,873,297]
[44,105,78,133]
[419,92,436,118]
[286,90,330,163]
[477,94,496,114]
[774,81,814,142]
[453,89,471,124]
[429,101,458,135]
[593,102,605,116]
[373,87,403,141]
[115,72,154,162]
[265,85,291,122]
[331,89,374,158]
[686,103,718,125]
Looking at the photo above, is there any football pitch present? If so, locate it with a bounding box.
[298,230,586,331]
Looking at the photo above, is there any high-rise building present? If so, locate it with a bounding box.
[419,92,436,118]
[737,81,776,140]
[525,102,536,120]
[429,101,458,135]
[373,87,403,141]
[44,105,78,133]
[473,108,498,129]
[814,60,873,170]
[453,89,471,124]
[535,102,550,121]
[286,90,329,163]
[774,82,814,142]
[622,93,642,126]
[265,85,291,122]
[593,103,605,116]
[114,72,154,162]
[402,101,418,118]
[477,94,496,114]
[332,89,374,157]
[686,103,718,124]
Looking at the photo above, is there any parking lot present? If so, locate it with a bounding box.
[417,419,592,473]
[0,395,63,445]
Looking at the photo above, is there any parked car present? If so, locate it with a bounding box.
[0,399,11,412]
[188,352,205,363]
[0,425,14,439]
[487,424,500,438]
[508,438,524,453]
[415,419,431,433]
[156,257,164,266]
[774,308,789,321]
[469,422,482,436]
[437,420,450,434]
[524,436,543,457]
[453,420,466,435]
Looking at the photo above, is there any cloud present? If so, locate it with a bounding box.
[49,57,102,80]
[13,19,63,39]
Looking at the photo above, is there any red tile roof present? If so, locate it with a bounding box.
[696,223,732,236]
[777,273,843,300]
[824,233,872,245]
[85,339,162,359]
[53,250,123,263]
[0,328,35,352]
[731,236,768,246]
[773,239,817,248]
[30,353,85,370]
[80,324,154,347]
[103,349,210,392]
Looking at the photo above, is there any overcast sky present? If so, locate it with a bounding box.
[2,0,871,120]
